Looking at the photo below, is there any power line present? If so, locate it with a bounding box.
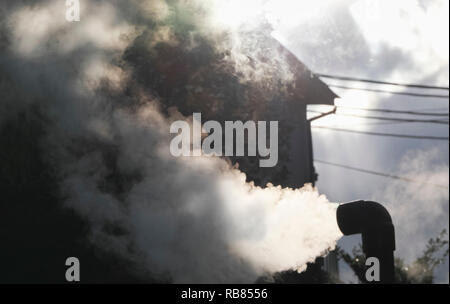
[308,110,449,124]
[312,126,449,141]
[415,107,450,112]
[351,120,443,127]
[315,73,450,91]
[307,107,449,126]
[334,105,449,117]
[314,159,449,189]
[328,84,450,99]
[340,113,449,124]
[338,119,449,127]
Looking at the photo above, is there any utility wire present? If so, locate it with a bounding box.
[315,73,450,91]
[333,106,449,117]
[329,119,448,127]
[340,113,449,124]
[307,110,449,124]
[328,84,450,99]
[307,107,449,126]
[415,107,450,112]
[312,126,449,141]
[350,120,445,127]
[314,159,449,190]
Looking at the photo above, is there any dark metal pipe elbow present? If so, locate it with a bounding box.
[337,201,393,235]
[336,200,396,283]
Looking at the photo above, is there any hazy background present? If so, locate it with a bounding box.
[271,0,449,283]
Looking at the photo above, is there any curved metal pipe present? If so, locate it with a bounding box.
[337,201,396,283]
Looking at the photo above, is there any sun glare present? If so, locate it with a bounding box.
[209,0,336,30]
[210,0,266,29]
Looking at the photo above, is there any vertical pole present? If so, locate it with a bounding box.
[306,120,317,186]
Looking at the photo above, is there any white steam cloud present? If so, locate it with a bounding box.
[63,106,341,282]
[0,0,342,283]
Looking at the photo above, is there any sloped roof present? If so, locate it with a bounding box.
[125,31,337,118]
[270,37,338,105]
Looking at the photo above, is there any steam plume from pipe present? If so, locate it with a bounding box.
[0,0,343,283]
